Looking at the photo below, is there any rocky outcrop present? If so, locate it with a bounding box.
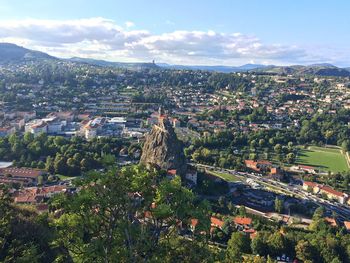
[140,118,187,175]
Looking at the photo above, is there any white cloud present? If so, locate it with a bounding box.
[125,21,135,28]
[0,17,334,65]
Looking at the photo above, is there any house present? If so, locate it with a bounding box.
[325,217,338,227]
[234,216,252,228]
[270,167,282,176]
[303,181,348,204]
[210,216,224,230]
[25,120,48,136]
[0,126,16,137]
[47,111,75,122]
[166,169,177,180]
[343,221,350,232]
[244,160,272,172]
[243,228,257,239]
[9,118,25,131]
[84,124,98,140]
[14,194,44,204]
[298,165,317,174]
[302,181,317,191]
[190,218,199,232]
[316,185,348,204]
[0,167,46,186]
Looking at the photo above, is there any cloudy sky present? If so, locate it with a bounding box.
[0,0,349,66]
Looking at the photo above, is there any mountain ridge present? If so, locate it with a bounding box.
[1,42,350,76]
[0,43,55,63]
[251,64,350,77]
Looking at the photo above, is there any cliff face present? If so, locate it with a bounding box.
[140,119,187,175]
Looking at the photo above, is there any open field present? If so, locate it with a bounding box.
[207,170,242,182]
[296,146,349,173]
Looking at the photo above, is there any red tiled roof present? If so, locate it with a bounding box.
[299,165,315,170]
[270,167,279,174]
[0,168,45,178]
[144,211,152,219]
[257,160,272,165]
[245,160,256,166]
[234,216,252,226]
[14,195,43,204]
[325,217,338,227]
[191,218,199,228]
[167,169,177,176]
[344,221,350,230]
[211,217,224,228]
[303,181,317,187]
[320,185,345,197]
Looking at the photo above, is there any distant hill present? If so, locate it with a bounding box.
[69,57,160,70]
[0,43,55,63]
[157,63,271,73]
[251,64,350,77]
[1,42,350,76]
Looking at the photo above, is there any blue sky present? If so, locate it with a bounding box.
[0,0,349,66]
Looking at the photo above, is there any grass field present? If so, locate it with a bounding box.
[296,146,349,173]
[207,170,242,182]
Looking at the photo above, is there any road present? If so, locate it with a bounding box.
[191,163,350,221]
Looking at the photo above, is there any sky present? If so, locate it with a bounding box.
[0,0,349,66]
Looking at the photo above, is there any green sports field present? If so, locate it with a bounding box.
[207,170,242,182]
[296,146,350,173]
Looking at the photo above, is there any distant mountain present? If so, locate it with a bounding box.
[157,63,271,73]
[251,64,350,77]
[69,57,159,70]
[1,42,350,76]
[0,43,55,63]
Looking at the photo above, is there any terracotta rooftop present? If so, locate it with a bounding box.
[344,221,350,230]
[325,217,338,227]
[0,167,45,178]
[234,216,252,226]
[303,181,317,187]
[191,218,199,228]
[210,217,224,228]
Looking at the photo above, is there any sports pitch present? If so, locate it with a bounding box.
[296,146,350,173]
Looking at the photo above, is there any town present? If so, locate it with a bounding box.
[1,43,350,262]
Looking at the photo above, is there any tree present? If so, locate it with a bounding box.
[226,232,250,262]
[239,206,247,216]
[295,240,315,262]
[258,139,265,147]
[52,166,211,262]
[286,153,295,164]
[341,140,350,151]
[274,197,283,213]
[79,158,90,171]
[274,144,282,153]
[0,186,13,254]
[324,130,333,145]
[0,186,56,261]
[54,155,67,175]
[23,132,34,145]
[45,156,55,174]
[267,232,286,256]
[251,233,268,256]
